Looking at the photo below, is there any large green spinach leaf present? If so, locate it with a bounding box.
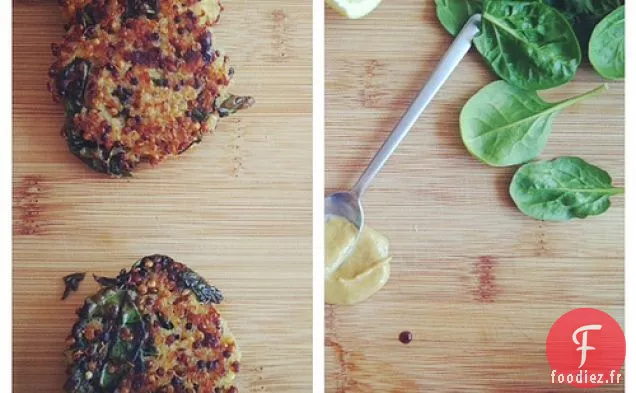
[435,0,622,50]
[435,0,483,36]
[509,157,624,221]
[460,81,607,166]
[545,0,623,53]
[589,6,624,80]
[473,0,581,90]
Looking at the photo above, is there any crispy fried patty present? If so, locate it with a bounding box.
[49,0,253,176]
[64,255,240,393]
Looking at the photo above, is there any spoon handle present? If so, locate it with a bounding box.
[352,14,482,198]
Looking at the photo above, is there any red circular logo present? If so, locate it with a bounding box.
[546,308,625,388]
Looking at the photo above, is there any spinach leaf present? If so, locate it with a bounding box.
[589,6,624,80]
[545,0,623,54]
[435,0,483,36]
[98,290,145,391]
[509,157,623,221]
[62,272,86,300]
[126,0,159,19]
[460,81,607,166]
[216,94,255,118]
[474,0,581,91]
[56,58,91,115]
[435,0,622,49]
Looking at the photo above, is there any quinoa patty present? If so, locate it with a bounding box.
[63,255,240,393]
[49,0,253,176]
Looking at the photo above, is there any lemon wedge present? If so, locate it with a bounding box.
[326,0,383,19]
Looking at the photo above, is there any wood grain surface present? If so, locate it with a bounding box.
[325,1,624,392]
[12,1,312,392]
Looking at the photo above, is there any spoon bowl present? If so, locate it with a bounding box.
[324,191,364,233]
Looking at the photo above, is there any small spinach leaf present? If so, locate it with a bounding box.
[216,94,255,118]
[474,0,581,91]
[99,290,145,391]
[460,81,607,166]
[56,58,91,115]
[178,269,224,304]
[126,0,159,19]
[62,272,86,300]
[435,0,483,36]
[589,6,624,80]
[509,157,624,221]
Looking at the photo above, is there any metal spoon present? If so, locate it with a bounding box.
[325,14,482,235]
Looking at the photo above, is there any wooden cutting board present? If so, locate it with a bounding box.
[325,1,624,392]
[12,1,312,392]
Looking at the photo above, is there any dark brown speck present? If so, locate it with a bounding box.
[398,330,413,344]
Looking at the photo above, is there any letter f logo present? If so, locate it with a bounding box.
[572,324,602,368]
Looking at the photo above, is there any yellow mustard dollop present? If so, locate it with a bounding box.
[324,216,391,305]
